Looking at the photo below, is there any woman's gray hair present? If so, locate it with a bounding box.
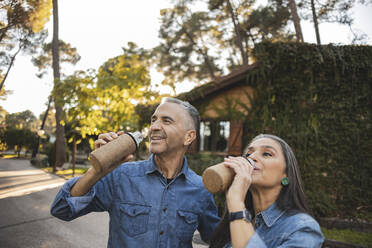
[249,134,311,214]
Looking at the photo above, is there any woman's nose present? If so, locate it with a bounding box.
[248,152,258,162]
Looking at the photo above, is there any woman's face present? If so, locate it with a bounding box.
[244,137,287,189]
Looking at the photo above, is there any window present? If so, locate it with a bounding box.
[200,121,230,152]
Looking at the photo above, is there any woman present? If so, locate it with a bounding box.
[209,134,324,248]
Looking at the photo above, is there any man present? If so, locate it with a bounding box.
[50,97,220,248]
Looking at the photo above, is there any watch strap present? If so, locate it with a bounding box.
[228,209,252,222]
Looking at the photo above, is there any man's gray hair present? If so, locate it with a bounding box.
[162,97,200,138]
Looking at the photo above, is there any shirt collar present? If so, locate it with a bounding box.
[145,154,189,179]
[259,202,286,227]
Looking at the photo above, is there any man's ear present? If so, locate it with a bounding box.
[184,130,196,146]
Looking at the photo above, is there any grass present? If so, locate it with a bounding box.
[43,167,88,179]
[322,227,372,247]
[1,154,19,159]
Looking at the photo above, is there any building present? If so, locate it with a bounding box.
[179,64,258,155]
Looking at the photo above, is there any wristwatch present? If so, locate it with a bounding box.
[228,209,252,222]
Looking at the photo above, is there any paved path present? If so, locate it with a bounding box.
[0,158,208,247]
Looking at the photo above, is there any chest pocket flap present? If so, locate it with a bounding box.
[177,210,198,224]
[120,203,151,216]
[119,203,151,237]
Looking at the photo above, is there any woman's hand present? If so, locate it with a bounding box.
[224,156,254,212]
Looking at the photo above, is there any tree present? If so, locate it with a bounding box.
[32,40,80,78]
[52,47,159,169]
[2,110,39,157]
[288,0,304,42]
[31,96,52,158]
[3,128,38,157]
[298,0,369,45]
[0,0,51,91]
[31,25,80,172]
[5,110,38,130]
[56,48,160,141]
[155,0,293,84]
[155,4,221,84]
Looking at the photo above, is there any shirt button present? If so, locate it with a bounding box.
[163,208,167,212]
[160,231,164,235]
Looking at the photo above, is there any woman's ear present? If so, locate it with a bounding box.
[184,130,196,146]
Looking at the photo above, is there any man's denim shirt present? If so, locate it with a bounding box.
[224,203,324,248]
[50,155,220,248]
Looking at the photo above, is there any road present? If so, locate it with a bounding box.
[0,158,208,248]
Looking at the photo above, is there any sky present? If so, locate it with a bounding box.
[1,0,372,118]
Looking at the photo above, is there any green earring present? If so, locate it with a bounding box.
[281,177,289,186]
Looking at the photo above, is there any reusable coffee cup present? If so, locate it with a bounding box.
[89,131,143,173]
[202,157,255,194]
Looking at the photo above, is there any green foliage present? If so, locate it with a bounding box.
[186,152,226,215]
[243,42,372,218]
[322,228,372,247]
[31,40,81,78]
[297,0,367,43]
[155,0,294,84]
[0,0,51,88]
[2,128,38,157]
[135,103,159,130]
[45,141,69,167]
[56,44,160,138]
[5,110,38,130]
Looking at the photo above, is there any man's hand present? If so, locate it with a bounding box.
[94,131,125,149]
[70,131,134,197]
[94,131,134,166]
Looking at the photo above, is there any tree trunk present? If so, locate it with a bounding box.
[288,0,304,43]
[311,0,321,45]
[226,0,248,65]
[31,96,52,158]
[0,45,22,91]
[52,0,66,171]
[72,137,76,177]
[0,25,10,43]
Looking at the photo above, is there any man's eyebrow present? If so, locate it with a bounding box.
[162,116,175,122]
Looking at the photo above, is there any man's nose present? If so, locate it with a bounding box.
[150,120,161,130]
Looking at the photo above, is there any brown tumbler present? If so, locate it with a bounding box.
[89,131,143,173]
[202,157,254,194]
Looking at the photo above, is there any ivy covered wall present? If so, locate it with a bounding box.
[243,42,372,218]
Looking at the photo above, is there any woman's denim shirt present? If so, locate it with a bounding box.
[225,203,324,248]
[50,155,220,248]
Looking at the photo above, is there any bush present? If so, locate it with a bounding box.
[30,156,49,168]
[45,142,70,167]
[187,152,226,216]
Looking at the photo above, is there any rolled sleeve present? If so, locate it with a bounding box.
[50,171,115,221]
[50,177,96,221]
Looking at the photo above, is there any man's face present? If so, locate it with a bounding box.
[148,102,193,155]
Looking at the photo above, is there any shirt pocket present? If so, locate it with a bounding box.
[176,209,199,242]
[119,203,151,237]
